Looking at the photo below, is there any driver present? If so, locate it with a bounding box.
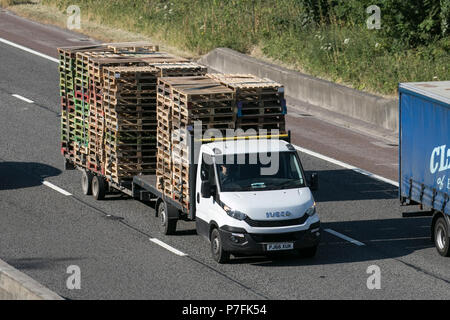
[218,164,237,186]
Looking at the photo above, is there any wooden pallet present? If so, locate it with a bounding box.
[105,115,157,132]
[207,73,286,132]
[207,73,283,89]
[157,77,235,128]
[155,174,173,196]
[106,41,159,53]
[152,62,207,77]
[88,56,150,84]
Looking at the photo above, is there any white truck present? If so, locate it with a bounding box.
[70,132,321,263]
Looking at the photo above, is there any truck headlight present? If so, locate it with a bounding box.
[305,203,316,216]
[223,205,247,221]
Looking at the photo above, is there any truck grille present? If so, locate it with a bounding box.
[244,214,308,228]
[250,231,305,243]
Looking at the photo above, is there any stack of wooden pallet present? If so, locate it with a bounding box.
[103,66,159,183]
[58,42,208,185]
[156,76,235,209]
[58,44,111,164]
[207,74,286,132]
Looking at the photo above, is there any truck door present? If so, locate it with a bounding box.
[195,153,218,238]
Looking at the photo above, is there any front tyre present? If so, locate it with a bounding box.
[158,201,177,235]
[434,217,450,257]
[210,228,230,263]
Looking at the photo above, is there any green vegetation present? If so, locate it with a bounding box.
[33,0,450,95]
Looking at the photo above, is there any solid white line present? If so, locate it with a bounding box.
[0,37,399,189]
[0,37,59,63]
[368,236,429,243]
[42,181,72,196]
[12,94,34,104]
[293,144,399,187]
[149,238,188,256]
[324,229,365,246]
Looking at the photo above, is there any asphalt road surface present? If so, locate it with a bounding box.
[0,10,449,299]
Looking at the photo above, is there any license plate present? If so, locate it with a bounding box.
[266,242,294,251]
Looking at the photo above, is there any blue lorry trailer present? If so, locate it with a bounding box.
[399,81,450,257]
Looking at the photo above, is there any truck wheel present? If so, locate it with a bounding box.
[297,246,318,258]
[434,217,450,257]
[92,175,106,200]
[81,170,93,195]
[158,202,177,235]
[210,228,230,263]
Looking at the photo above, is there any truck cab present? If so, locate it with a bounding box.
[194,138,321,263]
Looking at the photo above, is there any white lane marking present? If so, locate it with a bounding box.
[293,144,399,187]
[368,236,429,243]
[0,37,399,189]
[42,181,72,196]
[324,229,365,246]
[0,37,59,63]
[12,94,34,103]
[149,238,188,257]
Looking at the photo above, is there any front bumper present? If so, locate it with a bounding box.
[219,222,321,255]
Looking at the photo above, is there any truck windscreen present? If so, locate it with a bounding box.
[215,152,305,192]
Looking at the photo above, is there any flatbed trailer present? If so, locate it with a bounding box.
[67,131,293,226]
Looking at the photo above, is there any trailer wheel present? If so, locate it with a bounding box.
[434,217,450,257]
[158,201,177,235]
[81,170,93,195]
[92,175,106,200]
[210,228,230,264]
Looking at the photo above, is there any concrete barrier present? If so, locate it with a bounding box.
[0,259,63,300]
[199,48,399,132]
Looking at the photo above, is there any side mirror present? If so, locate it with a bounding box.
[201,181,215,198]
[307,172,319,191]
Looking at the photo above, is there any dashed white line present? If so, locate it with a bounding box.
[149,238,188,256]
[0,37,59,63]
[12,94,34,104]
[324,229,365,246]
[293,144,399,187]
[42,181,72,196]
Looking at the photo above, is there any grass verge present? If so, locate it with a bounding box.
[2,0,449,97]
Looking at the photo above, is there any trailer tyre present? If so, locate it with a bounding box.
[434,217,450,257]
[81,170,93,195]
[92,175,106,200]
[210,228,230,264]
[158,202,177,235]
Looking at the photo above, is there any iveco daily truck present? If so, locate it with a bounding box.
[70,132,321,263]
[399,81,450,257]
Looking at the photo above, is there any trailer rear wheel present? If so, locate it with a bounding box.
[92,175,106,200]
[158,201,177,235]
[434,217,450,257]
[81,170,93,195]
[210,228,230,264]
